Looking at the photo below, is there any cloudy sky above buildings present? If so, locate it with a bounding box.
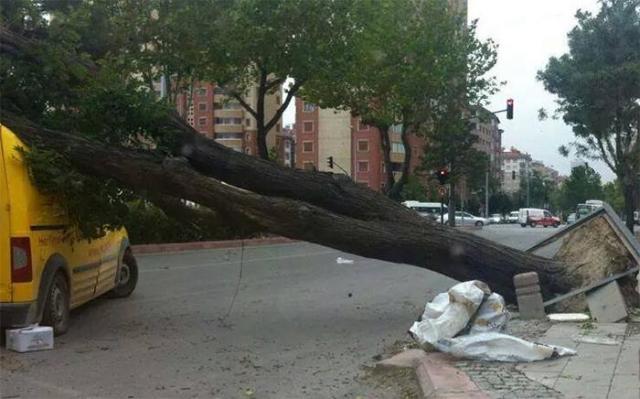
[284,0,615,181]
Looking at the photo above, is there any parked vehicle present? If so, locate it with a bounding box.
[507,211,519,224]
[567,213,577,225]
[519,208,561,228]
[442,211,489,227]
[576,199,605,221]
[634,210,639,225]
[0,125,138,336]
[403,201,448,221]
[489,213,503,224]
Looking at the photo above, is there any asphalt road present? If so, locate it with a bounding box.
[0,225,561,399]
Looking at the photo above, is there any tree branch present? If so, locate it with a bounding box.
[263,80,303,133]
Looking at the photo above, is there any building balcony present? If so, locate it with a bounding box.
[215,124,245,133]
[390,152,405,163]
[214,109,244,118]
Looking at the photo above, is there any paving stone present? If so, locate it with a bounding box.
[608,374,640,399]
[517,358,569,373]
[554,380,610,399]
[616,340,640,376]
[521,371,557,388]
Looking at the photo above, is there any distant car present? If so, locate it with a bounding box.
[402,201,448,221]
[489,213,503,224]
[442,211,489,227]
[567,213,577,225]
[519,208,561,228]
[507,211,519,224]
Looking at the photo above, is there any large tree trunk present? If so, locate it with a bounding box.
[4,117,577,302]
[622,179,637,233]
[388,124,412,200]
[377,125,395,194]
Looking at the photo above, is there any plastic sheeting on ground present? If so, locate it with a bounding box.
[409,280,576,362]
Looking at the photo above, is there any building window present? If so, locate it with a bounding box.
[391,143,405,153]
[245,133,251,141]
[358,140,369,152]
[197,87,207,96]
[358,120,369,131]
[285,153,290,161]
[213,102,222,110]
[276,124,280,133]
[303,102,316,112]
[222,101,241,109]
[302,141,313,153]
[303,162,314,171]
[198,117,207,126]
[303,121,314,132]
[216,133,244,139]
[246,118,251,126]
[198,103,207,111]
[512,171,516,180]
[245,147,251,155]
[213,86,225,94]
[358,161,369,172]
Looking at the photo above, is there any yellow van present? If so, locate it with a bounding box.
[0,125,137,335]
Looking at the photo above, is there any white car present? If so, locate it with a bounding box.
[442,211,489,227]
[489,213,503,224]
[507,211,519,224]
[567,213,577,224]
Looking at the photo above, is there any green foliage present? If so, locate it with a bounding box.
[538,0,640,228]
[18,146,134,239]
[489,192,513,215]
[555,166,604,214]
[123,201,254,245]
[603,180,626,213]
[400,176,428,202]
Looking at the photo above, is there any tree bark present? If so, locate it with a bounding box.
[622,179,637,233]
[377,125,395,194]
[388,123,412,200]
[4,118,577,302]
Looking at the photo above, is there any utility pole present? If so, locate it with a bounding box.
[526,169,530,207]
[485,169,489,217]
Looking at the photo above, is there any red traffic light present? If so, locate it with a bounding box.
[435,168,449,185]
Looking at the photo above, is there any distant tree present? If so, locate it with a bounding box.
[489,191,513,216]
[603,180,626,214]
[538,0,640,231]
[302,0,498,199]
[556,166,604,214]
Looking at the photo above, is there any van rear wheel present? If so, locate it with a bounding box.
[108,249,138,298]
[41,273,70,336]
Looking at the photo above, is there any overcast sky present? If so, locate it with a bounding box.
[283,0,615,181]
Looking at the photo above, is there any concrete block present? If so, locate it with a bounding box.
[514,272,546,319]
[377,349,427,369]
[586,281,628,323]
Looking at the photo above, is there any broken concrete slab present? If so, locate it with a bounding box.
[514,272,546,319]
[586,280,628,323]
[527,203,640,311]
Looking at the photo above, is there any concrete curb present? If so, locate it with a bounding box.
[377,350,490,398]
[131,236,297,254]
[416,353,490,399]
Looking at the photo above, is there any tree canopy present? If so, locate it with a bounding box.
[538,0,640,231]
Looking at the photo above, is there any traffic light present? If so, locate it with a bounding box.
[327,156,334,169]
[435,168,449,185]
[506,98,514,120]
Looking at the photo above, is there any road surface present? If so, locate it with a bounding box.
[0,225,560,399]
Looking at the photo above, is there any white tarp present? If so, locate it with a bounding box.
[434,332,576,362]
[409,281,576,362]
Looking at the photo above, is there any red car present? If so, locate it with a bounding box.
[520,208,561,228]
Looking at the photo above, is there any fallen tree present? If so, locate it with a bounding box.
[3,114,576,302]
[0,19,580,303]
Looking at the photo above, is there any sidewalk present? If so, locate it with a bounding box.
[517,322,639,399]
[378,322,639,399]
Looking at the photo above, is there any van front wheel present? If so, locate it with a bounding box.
[41,273,70,336]
[108,249,138,298]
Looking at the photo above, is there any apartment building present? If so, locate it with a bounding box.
[470,108,503,182]
[531,160,561,186]
[501,147,532,194]
[295,99,424,191]
[175,82,281,155]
